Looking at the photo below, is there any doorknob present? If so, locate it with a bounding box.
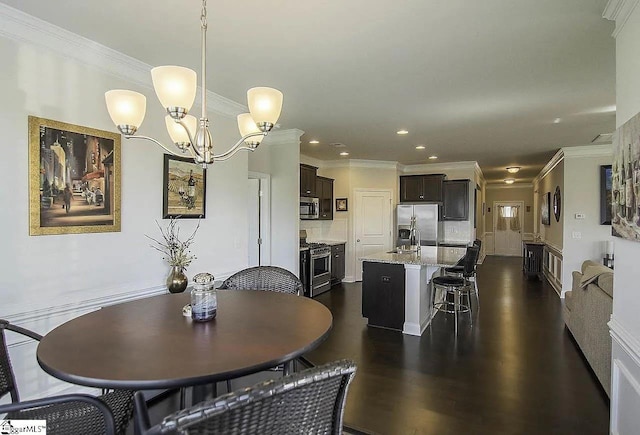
[357,239,360,242]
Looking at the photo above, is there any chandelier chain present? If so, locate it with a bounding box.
[201,0,207,29]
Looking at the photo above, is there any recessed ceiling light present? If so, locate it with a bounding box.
[504,178,515,184]
[415,145,426,150]
[339,152,349,156]
[309,140,319,144]
[553,118,561,124]
[506,166,521,173]
[428,155,438,160]
[397,130,409,135]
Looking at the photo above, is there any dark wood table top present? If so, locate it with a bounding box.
[36,291,333,390]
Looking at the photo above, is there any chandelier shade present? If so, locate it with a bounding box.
[166,115,198,145]
[151,66,198,115]
[247,87,284,127]
[105,90,146,130]
[237,113,264,145]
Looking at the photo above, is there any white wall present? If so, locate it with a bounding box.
[561,147,613,296]
[249,129,303,275]
[0,6,253,400]
[607,2,640,432]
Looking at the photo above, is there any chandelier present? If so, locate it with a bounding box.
[104,0,283,168]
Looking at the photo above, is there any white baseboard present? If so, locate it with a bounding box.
[609,317,640,435]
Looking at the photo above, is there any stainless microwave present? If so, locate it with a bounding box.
[300,197,319,220]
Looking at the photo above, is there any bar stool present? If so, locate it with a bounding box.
[432,246,480,333]
[443,239,481,307]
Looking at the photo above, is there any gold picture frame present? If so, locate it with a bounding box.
[29,116,121,236]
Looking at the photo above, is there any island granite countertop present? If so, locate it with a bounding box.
[360,246,466,267]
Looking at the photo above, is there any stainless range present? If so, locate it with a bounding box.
[299,230,332,298]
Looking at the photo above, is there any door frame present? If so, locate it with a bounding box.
[248,171,271,266]
[353,188,394,281]
[492,200,524,256]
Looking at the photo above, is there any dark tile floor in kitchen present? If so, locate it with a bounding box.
[307,256,609,435]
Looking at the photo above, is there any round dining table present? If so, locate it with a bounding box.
[36,290,333,390]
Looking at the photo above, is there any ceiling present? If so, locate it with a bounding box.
[2,0,615,183]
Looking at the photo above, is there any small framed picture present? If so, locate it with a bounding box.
[163,154,206,219]
[336,198,348,211]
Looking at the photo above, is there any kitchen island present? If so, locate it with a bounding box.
[360,246,466,336]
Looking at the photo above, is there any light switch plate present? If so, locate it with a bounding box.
[575,213,585,219]
[572,231,582,239]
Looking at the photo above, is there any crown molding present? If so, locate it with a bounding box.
[534,149,563,185]
[0,3,246,118]
[603,0,640,38]
[485,183,534,190]
[561,144,613,158]
[322,159,400,170]
[262,129,304,146]
[399,161,478,174]
[299,154,324,168]
[474,162,486,186]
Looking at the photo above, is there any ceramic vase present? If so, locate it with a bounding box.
[166,266,188,293]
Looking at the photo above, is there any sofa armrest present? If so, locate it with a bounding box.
[572,271,583,292]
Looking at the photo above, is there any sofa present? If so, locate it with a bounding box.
[563,260,613,396]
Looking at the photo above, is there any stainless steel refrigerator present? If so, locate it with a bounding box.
[396,204,439,246]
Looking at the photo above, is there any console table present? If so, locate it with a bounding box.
[522,241,544,281]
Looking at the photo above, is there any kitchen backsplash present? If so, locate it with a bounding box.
[441,220,472,243]
[300,218,348,242]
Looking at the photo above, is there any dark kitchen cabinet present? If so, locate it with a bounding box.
[362,261,405,331]
[331,243,345,285]
[316,176,334,220]
[399,174,445,202]
[300,164,317,197]
[442,179,469,220]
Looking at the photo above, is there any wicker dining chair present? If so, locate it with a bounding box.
[218,266,303,295]
[0,319,134,435]
[133,360,357,435]
[218,266,305,391]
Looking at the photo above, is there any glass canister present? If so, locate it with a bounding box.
[191,272,217,322]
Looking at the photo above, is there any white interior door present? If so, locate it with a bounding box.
[248,178,260,266]
[493,201,523,256]
[354,189,393,281]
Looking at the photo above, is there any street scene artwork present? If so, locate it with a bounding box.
[163,154,206,219]
[612,111,640,242]
[29,116,121,236]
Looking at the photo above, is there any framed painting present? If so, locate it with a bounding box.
[336,198,348,211]
[29,116,121,236]
[612,112,640,241]
[163,154,206,219]
[541,192,551,226]
[600,165,612,225]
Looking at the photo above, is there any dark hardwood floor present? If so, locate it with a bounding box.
[307,256,610,435]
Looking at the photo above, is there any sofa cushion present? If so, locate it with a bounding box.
[581,260,602,274]
[598,273,614,298]
[580,263,613,289]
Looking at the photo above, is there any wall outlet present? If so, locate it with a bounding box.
[572,231,582,239]
[575,213,585,219]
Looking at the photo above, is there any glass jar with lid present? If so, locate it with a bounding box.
[191,272,217,322]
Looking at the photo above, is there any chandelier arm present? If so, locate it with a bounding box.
[175,119,197,151]
[125,135,193,158]
[212,132,266,160]
[214,146,256,162]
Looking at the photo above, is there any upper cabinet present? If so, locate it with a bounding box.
[399,174,445,202]
[300,164,317,197]
[316,176,334,220]
[442,179,470,220]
